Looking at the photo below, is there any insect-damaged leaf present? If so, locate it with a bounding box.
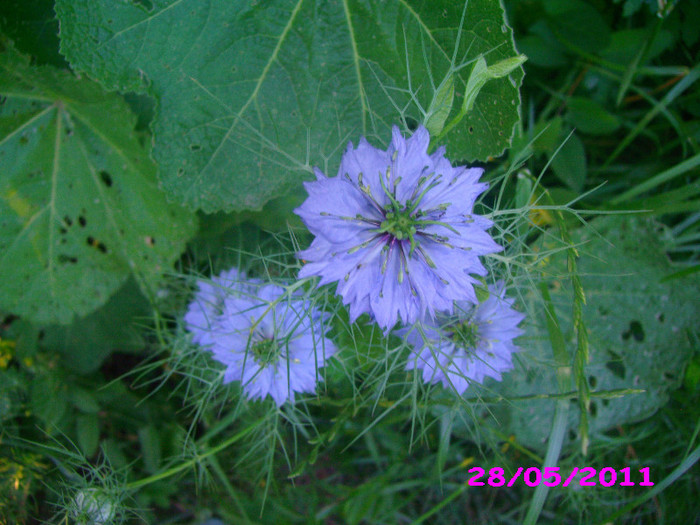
[0,42,197,324]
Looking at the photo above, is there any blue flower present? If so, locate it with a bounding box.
[184,267,258,347]
[404,281,525,394]
[185,270,336,406]
[295,125,502,331]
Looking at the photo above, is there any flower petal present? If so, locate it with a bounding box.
[295,125,501,331]
[405,280,525,393]
[185,270,335,406]
[337,138,392,208]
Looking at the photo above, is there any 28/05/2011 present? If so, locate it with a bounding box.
[466,466,655,488]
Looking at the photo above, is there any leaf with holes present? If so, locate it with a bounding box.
[488,216,698,450]
[0,42,197,324]
[56,0,522,212]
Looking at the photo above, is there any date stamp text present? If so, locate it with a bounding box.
[466,467,654,488]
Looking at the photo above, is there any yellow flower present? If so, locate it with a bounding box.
[0,338,16,369]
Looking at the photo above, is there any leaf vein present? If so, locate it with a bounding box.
[0,104,55,148]
[48,105,63,297]
[341,0,367,134]
[192,0,306,188]
[96,0,189,50]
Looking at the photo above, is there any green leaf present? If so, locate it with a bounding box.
[462,57,489,115]
[518,21,568,68]
[543,0,611,53]
[549,132,587,191]
[41,278,150,373]
[0,42,197,324]
[487,54,528,79]
[0,369,24,422]
[619,0,654,17]
[531,117,563,153]
[601,28,674,66]
[681,2,700,47]
[56,0,522,212]
[566,97,621,135]
[425,74,454,137]
[70,386,100,413]
[510,117,562,160]
[514,171,534,210]
[343,477,384,525]
[76,413,100,457]
[0,315,39,360]
[101,438,129,470]
[493,216,698,450]
[30,371,68,430]
[138,424,162,474]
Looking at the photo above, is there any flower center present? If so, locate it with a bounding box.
[380,206,418,241]
[251,337,281,366]
[450,320,480,350]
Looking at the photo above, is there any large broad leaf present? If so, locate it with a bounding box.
[42,279,152,373]
[0,279,149,374]
[56,0,522,213]
[0,42,197,325]
[490,216,698,450]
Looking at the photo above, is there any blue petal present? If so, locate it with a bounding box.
[404,279,525,393]
[295,176,380,241]
[337,138,392,208]
[418,167,486,214]
[299,235,384,288]
[369,242,422,329]
[425,222,503,255]
[336,261,382,322]
[390,126,434,203]
[186,269,335,406]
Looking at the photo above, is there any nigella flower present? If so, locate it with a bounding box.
[184,267,258,347]
[404,281,524,394]
[294,125,502,331]
[185,270,336,406]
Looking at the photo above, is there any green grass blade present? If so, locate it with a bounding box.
[604,64,700,168]
[597,444,700,525]
[611,152,700,204]
[615,16,664,107]
[523,399,570,525]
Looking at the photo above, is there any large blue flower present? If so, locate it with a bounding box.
[295,125,502,331]
[404,281,525,394]
[185,270,336,406]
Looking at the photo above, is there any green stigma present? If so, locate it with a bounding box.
[251,337,280,366]
[451,320,480,351]
[380,207,418,241]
